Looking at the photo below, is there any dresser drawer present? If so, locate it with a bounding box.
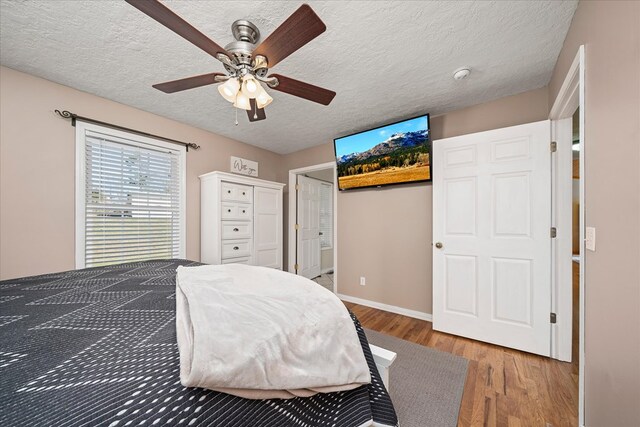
[221,256,251,265]
[222,222,253,239]
[221,239,252,259]
[221,202,252,220]
[221,182,253,203]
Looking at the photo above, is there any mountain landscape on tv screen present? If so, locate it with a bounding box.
[337,129,431,189]
[337,129,429,164]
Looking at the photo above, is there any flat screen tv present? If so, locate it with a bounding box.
[334,114,431,191]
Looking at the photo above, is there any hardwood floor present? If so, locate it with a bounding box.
[344,301,579,427]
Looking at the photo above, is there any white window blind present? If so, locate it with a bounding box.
[319,182,333,249]
[76,123,185,268]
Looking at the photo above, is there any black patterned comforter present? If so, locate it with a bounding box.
[0,259,397,427]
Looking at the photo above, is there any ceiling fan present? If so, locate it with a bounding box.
[125,0,336,123]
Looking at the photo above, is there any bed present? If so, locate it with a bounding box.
[0,259,398,426]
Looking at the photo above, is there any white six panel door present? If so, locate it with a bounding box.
[296,175,322,279]
[433,120,551,356]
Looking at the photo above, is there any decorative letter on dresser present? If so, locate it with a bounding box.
[199,171,285,269]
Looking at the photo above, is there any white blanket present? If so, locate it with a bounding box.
[175,264,371,399]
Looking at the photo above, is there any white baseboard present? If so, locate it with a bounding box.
[321,267,334,274]
[337,293,432,322]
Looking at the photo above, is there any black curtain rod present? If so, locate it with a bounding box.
[54,109,200,151]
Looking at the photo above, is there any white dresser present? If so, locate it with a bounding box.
[199,171,285,269]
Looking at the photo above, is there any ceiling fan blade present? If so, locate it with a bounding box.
[247,99,267,122]
[268,74,336,105]
[126,0,230,60]
[252,4,326,68]
[152,72,226,93]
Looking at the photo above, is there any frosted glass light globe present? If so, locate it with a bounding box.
[242,74,260,98]
[255,86,273,109]
[233,89,251,110]
[217,78,240,102]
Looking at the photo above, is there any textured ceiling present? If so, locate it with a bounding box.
[0,1,577,154]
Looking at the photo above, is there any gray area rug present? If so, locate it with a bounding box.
[365,328,468,427]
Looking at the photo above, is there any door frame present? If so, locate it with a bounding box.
[549,45,585,426]
[288,162,338,293]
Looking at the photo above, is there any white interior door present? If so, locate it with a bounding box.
[433,120,552,356]
[254,186,282,269]
[296,175,321,279]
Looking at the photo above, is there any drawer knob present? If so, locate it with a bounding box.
[233,246,239,250]
[227,190,231,194]
[233,228,239,232]
[242,210,246,213]
[242,192,246,195]
[227,209,231,213]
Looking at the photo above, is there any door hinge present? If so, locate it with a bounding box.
[550,313,557,324]
[295,184,300,191]
[550,227,557,238]
[295,224,300,230]
[294,263,299,271]
[550,141,557,152]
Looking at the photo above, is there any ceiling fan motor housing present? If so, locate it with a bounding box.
[223,20,268,77]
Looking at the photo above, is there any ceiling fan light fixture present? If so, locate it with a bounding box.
[242,74,260,98]
[218,77,240,102]
[233,89,252,110]
[131,1,335,123]
[255,86,273,109]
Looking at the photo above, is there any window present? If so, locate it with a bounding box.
[75,122,186,268]
[319,182,333,249]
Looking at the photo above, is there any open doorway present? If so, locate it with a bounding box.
[288,162,338,294]
[304,170,335,292]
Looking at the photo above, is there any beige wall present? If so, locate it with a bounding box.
[0,66,282,280]
[548,1,640,425]
[281,87,549,314]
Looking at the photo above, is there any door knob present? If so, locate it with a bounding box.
[434,242,443,249]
